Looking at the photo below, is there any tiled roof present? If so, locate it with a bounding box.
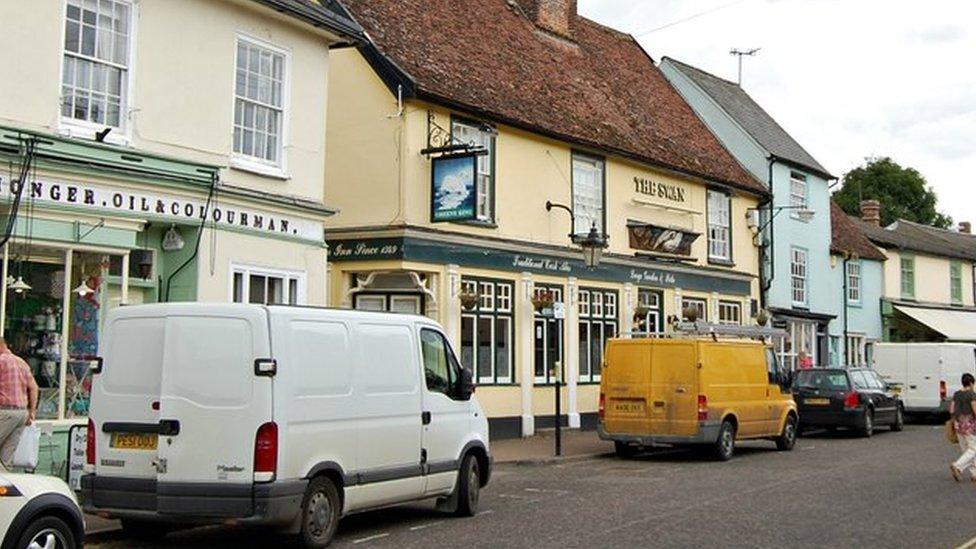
[829,201,886,261]
[339,0,766,195]
[252,0,365,41]
[853,217,976,262]
[662,57,833,180]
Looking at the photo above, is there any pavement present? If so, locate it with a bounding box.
[490,428,614,464]
[86,422,976,548]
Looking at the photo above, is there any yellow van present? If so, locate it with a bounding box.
[598,332,797,460]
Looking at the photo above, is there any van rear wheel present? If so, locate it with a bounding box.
[713,420,736,461]
[614,441,639,458]
[300,477,341,548]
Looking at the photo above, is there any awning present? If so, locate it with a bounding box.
[893,305,976,341]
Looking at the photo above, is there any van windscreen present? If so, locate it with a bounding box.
[795,370,849,391]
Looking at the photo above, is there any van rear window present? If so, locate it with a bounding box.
[795,371,849,391]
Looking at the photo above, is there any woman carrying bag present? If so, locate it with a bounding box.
[950,373,976,482]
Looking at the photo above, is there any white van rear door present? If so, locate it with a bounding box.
[156,307,272,487]
[93,314,166,480]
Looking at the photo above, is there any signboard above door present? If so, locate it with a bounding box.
[430,153,478,222]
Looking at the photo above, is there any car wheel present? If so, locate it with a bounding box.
[453,454,481,517]
[776,414,798,451]
[860,408,874,438]
[891,405,905,432]
[300,476,341,548]
[614,441,639,458]
[713,420,736,461]
[16,515,77,549]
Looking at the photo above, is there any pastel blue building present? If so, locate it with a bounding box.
[661,58,877,367]
[828,202,887,365]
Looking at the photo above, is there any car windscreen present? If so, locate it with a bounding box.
[794,370,849,391]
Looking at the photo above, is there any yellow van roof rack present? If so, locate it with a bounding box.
[620,322,786,341]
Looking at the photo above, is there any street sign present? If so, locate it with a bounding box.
[553,302,566,319]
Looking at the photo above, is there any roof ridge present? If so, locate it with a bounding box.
[898,218,975,237]
[662,56,740,87]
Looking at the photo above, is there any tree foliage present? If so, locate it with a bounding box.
[833,157,953,229]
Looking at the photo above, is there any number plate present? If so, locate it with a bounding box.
[612,400,647,414]
[804,397,830,405]
[110,433,158,450]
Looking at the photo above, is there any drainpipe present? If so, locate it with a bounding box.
[760,156,777,308]
[842,255,850,367]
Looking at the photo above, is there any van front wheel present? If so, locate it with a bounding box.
[713,420,736,461]
[453,454,481,517]
[300,477,341,548]
[776,414,798,451]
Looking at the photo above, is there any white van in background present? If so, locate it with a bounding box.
[872,343,976,414]
[80,304,490,548]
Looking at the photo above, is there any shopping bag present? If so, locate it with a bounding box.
[12,424,40,469]
[946,419,959,444]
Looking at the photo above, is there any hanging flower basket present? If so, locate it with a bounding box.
[755,309,770,327]
[531,290,555,312]
[459,289,479,311]
[633,303,650,321]
[681,306,700,323]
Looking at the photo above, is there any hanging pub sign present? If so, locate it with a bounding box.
[431,153,478,222]
[627,221,699,256]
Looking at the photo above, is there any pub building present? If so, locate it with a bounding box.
[326,0,770,437]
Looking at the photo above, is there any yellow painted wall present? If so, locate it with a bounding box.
[0,0,334,203]
[884,249,974,306]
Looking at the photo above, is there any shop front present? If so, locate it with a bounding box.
[0,127,331,476]
[328,230,757,439]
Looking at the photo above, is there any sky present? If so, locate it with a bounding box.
[578,0,975,226]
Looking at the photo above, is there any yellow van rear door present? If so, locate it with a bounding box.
[652,341,698,436]
[603,342,651,435]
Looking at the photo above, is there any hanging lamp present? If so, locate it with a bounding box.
[73,279,94,297]
[8,276,31,294]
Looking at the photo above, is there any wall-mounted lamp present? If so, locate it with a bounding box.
[545,201,609,269]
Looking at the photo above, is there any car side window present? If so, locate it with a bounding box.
[850,371,870,391]
[868,371,887,391]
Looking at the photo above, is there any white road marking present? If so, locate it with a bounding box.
[801,446,816,450]
[955,533,976,549]
[353,533,390,544]
[409,521,444,531]
[524,488,569,494]
[476,509,494,516]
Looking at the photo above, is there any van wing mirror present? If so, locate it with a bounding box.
[458,368,475,401]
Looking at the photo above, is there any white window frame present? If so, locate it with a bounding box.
[459,278,514,385]
[707,190,731,262]
[718,301,741,325]
[789,172,808,220]
[59,0,136,145]
[951,261,963,305]
[681,297,708,322]
[846,333,867,368]
[230,263,306,305]
[847,260,861,304]
[900,255,915,299]
[230,34,291,179]
[451,119,495,222]
[578,288,617,383]
[571,153,605,237]
[791,247,808,306]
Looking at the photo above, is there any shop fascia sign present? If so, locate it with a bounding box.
[627,268,677,286]
[0,176,324,242]
[633,176,688,204]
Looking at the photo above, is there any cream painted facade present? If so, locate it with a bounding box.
[881,249,974,307]
[0,0,360,470]
[326,49,764,438]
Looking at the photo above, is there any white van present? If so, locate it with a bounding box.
[80,303,490,548]
[872,343,976,413]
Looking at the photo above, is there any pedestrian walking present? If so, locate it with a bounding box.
[0,336,38,471]
[949,373,976,482]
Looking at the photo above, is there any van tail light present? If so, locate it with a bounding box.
[86,419,96,466]
[598,393,606,420]
[843,391,860,409]
[254,422,278,482]
[940,380,947,400]
[697,395,708,421]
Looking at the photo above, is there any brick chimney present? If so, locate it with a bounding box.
[860,200,881,226]
[517,0,576,38]
[960,221,972,234]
